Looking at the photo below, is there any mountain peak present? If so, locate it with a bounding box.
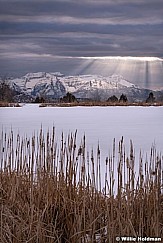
[4,72,149,102]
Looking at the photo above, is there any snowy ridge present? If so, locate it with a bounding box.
[9,72,136,99]
[4,71,158,102]
[62,74,135,93]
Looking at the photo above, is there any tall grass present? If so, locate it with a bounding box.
[0,128,163,242]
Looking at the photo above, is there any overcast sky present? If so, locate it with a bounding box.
[0,0,163,77]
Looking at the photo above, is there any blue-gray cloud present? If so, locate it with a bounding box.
[0,0,163,76]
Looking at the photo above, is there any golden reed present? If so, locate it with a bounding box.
[0,128,162,242]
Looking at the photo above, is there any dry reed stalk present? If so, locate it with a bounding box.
[0,128,163,242]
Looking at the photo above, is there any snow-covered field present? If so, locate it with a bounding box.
[0,104,163,161]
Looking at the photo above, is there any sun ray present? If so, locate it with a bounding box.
[63,56,163,90]
[76,56,163,62]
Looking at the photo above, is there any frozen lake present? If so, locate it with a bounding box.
[0,104,163,162]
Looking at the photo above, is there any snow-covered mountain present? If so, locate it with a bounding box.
[3,72,157,101]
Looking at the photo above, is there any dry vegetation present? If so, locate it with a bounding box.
[39,101,163,107]
[0,128,163,242]
[0,102,21,107]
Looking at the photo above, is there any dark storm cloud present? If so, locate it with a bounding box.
[0,0,163,75]
[0,0,163,19]
[0,22,162,57]
[0,2,163,28]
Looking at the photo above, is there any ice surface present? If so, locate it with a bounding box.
[0,104,162,157]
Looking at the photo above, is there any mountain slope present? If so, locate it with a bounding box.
[2,72,161,102]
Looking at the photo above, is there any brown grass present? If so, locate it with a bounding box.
[0,102,21,107]
[0,128,163,242]
[39,101,163,107]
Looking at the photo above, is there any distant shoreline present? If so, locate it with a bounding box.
[1,101,163,107]
[39,101,163,107]
[0,102,21,107]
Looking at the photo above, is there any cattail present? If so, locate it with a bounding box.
[0,129,162,242]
